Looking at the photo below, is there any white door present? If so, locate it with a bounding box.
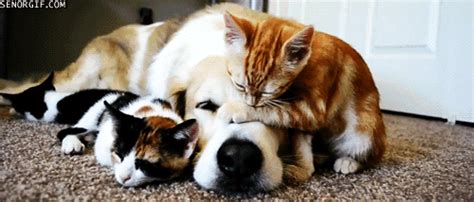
[269,0,473,123]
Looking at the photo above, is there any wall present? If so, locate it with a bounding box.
[5,0,207,80]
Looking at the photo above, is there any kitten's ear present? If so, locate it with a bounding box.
[224,12,248,50]
[283,26,314,67]
[170,119,199,158]
[0,93,14,99]
[104,101,143,129]
[171,119,198,141]
[39,72,56,91]
[0,92,15,103]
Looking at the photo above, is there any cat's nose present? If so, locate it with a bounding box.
[120,175,131,184]
[245,96,258,107]
[217,138,263,178]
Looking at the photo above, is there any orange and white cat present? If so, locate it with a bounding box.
[217,12,386,174]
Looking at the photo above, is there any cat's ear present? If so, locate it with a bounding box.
[0,92,15,103]
[170,119,199,158]
[39,72,56,91]
[283,26,314,67]
[224,12,248,51]
[104,101,143,130]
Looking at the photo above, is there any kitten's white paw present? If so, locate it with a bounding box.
[217,102,248,123]
[333,157,361,174]
[61,135,85,155]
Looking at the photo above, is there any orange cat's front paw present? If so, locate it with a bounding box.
[217,101,249,123]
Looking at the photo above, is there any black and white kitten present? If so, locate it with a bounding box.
[0,73,199,186]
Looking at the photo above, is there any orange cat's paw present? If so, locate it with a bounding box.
[333,157,361,174]
[217,101,248,123]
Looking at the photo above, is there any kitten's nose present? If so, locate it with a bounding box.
[245,96,259,107]
[217,138,263,178]
[120,175,131,184]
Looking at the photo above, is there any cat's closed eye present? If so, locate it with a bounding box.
[135,159,174,179]
[112,152,122,164]
[233,82,245,92]
[195,100,219,112]
[230,78,246,92]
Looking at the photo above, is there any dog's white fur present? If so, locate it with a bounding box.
[129,22,164,94]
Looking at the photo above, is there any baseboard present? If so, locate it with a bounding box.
[382,110,473,127]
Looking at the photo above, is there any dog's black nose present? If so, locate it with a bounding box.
[217,138,263,178]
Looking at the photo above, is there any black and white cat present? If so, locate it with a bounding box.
[0,73,199,187]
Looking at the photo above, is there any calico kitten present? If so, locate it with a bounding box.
[95,101,198,187]
[1,73,199,186]
[218,13,386,174]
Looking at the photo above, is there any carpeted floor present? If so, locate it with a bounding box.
[0,106,472,200]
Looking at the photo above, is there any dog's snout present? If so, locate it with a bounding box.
[217,138,263,178]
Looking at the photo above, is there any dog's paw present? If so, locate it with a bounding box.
[217,102,248,123]
[61,135,85,155]
[333,157,361,174]
[284,164,313,183]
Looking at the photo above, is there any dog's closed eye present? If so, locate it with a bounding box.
[195,100,219,112]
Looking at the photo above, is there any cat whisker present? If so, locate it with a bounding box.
[273,99,288,105]
[276,97,294,102]
[273,100,286,108]
[263,99,288,110]
[265,100,283,109]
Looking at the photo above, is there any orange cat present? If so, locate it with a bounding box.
[218,12,386,174]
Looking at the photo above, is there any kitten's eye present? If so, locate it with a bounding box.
[234,83,246,92]
[112,152,123,164]
[231,79,245,92]
[135,159,174,179]
[195,100,219,112]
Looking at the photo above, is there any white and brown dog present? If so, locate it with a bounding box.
[185,57,314,192]
[1,3,385,192]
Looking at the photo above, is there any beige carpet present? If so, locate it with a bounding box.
[0,106,472,200]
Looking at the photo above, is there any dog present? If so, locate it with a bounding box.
[184,57,314,192]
